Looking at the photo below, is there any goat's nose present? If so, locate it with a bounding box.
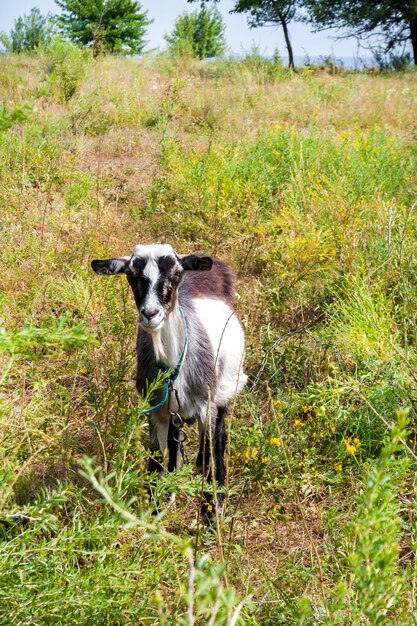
[141,308,159,320]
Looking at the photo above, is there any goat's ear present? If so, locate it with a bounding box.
[180,254,213,272]
[91,258,129,276]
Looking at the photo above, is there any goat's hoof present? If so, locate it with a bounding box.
[201,515,215,532]
[201,506,224,531]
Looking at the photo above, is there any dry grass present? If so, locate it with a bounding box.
[2,51,417,624]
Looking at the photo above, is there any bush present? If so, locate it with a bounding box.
[40,38,91,101]
[0,7,54,54]
[165,5,226,59]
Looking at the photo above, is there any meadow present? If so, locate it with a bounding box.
[1,43,417,624]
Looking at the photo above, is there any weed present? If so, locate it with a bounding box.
[1,52,417,624]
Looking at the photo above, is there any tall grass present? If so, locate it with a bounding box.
[1,50,417,624]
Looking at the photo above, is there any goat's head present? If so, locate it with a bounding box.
[91,244,212,333]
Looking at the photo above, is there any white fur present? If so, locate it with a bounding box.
[150,297,247,426]
[152,306,184,366]
[132,243,175,259]
[192,298,247,406]
[143,259,160,283]
[150,331,166,362]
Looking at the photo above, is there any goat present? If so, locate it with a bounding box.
[91,244,247,523]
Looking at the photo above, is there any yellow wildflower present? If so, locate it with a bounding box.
[334,463,342,472]
[345,443,357,455]
[261,456,270,464]
[294,419,302,428]
[338,130,351,142]
[251,447,258,457]
[270,437,281,447]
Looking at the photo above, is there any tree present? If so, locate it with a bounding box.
[231,0,301,68]
[0,6,53,53]
[307,0,417,66]
[166,6,226,59]
[55,0,151,56]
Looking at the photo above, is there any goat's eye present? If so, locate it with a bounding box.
[163,283,173,302]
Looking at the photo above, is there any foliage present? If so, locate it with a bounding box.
[232,0,302,67]
[165,5,226,60]
[1,52,417,624]
[0,6,54,54]
[232,0,299,28]
[40,37,92,101]
[306,0,417,65]
[0,310,247,624]
[328,410,409,623]
[55,0,151,56]
[373,47,412,72]
[0,103,30,132]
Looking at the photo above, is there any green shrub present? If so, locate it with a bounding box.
[166,6,226,60]
[41,38,91,101]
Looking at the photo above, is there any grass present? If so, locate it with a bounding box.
[1,46,417,624]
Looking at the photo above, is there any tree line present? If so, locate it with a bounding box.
[1,0,416,68]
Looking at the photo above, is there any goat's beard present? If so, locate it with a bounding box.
[149,327,167,362]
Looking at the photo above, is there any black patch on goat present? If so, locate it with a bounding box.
[155,267,182,311]
[91,258,128,275]
[127,273,150,310]
[157,255,176,272]
[167,420,180,473]
[130,256,147,273]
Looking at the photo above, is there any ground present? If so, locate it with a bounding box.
[1,47,417,624]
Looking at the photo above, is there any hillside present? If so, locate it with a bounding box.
[1,46,417,624]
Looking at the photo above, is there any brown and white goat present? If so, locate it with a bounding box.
[92,244,247,522]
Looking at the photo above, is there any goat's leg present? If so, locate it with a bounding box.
[197,423,213,525]
[148,414,169,476]
[197,404,227,525]
[167,419,180,472]
[148,414,183,509]
[164,420,181,508]
[196,424,211,477]
[214,405,227,514]
[148,414,180,510]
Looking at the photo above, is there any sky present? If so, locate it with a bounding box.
[0,0,366,63]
